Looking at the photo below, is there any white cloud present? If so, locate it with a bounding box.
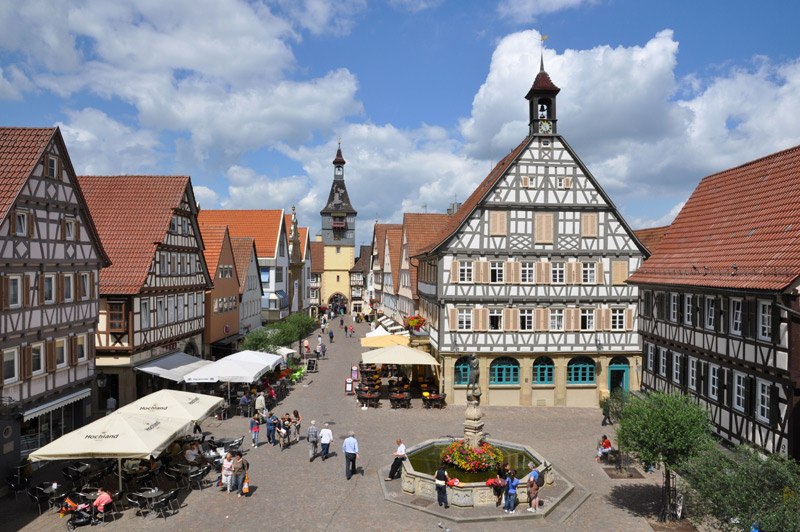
[193,186,220,210]
[221,165,317,211]
[388,0,444,13]
[497,0,597,22]
[57,108,161,175]
[629,201,685,230]
[267,0,367,36]
[0,65,31,100]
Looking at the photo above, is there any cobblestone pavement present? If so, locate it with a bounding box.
[5,319,662,531]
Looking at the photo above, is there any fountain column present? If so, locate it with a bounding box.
[464,354,484,448]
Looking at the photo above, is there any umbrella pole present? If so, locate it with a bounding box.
[118,458,123,494]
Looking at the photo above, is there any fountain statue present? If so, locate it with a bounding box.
[463,353,485,449]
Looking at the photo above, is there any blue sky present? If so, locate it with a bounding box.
[2,0,800,245]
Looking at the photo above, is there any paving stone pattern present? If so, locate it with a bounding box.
[4,319,662,531]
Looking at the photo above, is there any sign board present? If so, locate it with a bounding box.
[306,359,317,373]
[351,366,359,380]
[345,378,354,395]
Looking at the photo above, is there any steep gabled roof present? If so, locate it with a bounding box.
[198,210,284,259]
[402,213,451,298]
[231,237,260,296]
[629,143,800,290]
[197,224,228,280]
[283,213,309,262]
[417,138,529,255]
[78,175,195,294]
[310,241,325,274]
[372,223,402,274]
[634,225,670,256]
[386,227,403,293]
[350,245,372,274]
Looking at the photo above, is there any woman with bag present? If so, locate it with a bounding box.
[434,463,450,509]
[220,452,234,492]
[493,462,510,507]
[292,410,303,444]
[231,451,249,498]
[504,469,519,514]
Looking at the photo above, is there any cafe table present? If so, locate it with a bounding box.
[134,488,164,508]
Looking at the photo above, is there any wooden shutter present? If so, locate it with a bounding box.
[563,176,572,189]
[21,274,30,308]
[0,275,6,310]
[510,261,520,284]
[679,355,688,387]
[75,220,81,241]
[742,300,755,338]
[625,308,634,331]
[536,262,550,285]
[769,385,781,428]
[503,308,516,331]
[566,262,578,285]
[56,157,62,180]
[90,272,96,299]
[597,308,611,331]
[38,273,46,304]
[718,297,727,335]
[534,213,554,244]
[611,261,628,285]
[565,308,580,331]
[771,304,781,344]
[56,273,64,303]
[22,346,32,379]
[448,308,457,332]
[27,211,35,237]
[580,212,598,237]
[60,218,67,240]
[88,336,96,361]
[723,370,733,407]
[520,176,530,188]
[473,308,488,332]
[69,336,78,366]
[450,260,460,284]
[535,308,549,331]
[476,261,489,284]
[75,273,83,300]
[744,375,755,415]
[8,210,15,236]
[45,340,56,373]
[596,261,604,285]
[489,211,507,236]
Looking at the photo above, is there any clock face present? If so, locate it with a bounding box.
[538,120,552,134]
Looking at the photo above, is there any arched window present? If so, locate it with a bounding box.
[454,356,471,385]
[567,356,596,384]
[490,357,520,385]
[533,356,554,384]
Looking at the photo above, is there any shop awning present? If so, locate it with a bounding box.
[275,346,297,362]
[135,351,212,383]
[116,389,222,422]
[361,345,440,366]
[183,350,282,384]
[23,387,92,422]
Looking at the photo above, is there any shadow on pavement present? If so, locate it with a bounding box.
[607,483,661,518]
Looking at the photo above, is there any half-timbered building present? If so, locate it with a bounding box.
[350,245,371,314]
[197,224,240,357]
[415,62,647,407]
[198,210,289,322]
[0,127,110,471]
[231,237,263,337]
[368,224,400,316]
[78,175,212,406]
[396,213,450,321]
[381,227,403,322]
[630,145,800,459]
[308,240,323,315]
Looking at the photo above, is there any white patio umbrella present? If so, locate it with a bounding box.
[183,358,268,384]
[226,350,282,370]
[361,344,441,366]
[116,389,222,423]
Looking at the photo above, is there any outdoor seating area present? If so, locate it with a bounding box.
[354,361,444,409]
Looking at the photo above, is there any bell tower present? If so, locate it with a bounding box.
[525,53,561,136]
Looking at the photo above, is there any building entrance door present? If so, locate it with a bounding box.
[608,356,630,393]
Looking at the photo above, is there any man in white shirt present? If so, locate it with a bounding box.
[105,396,117,416]
[385,438,406,481]
[318,423,333,461]
[254,392,266,418]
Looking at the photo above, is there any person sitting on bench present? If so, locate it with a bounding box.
[596,434,613,462]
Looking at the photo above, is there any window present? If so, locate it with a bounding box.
[160,252,170,275]
[108,302,126,331]
[47,156,57,178]
[756,379,771,423]
[177,294,184,321]
[519,309,534,331]
[81,273,90,300]
[646,343,654,372]
[187,294,195,319]
[454,357,471,385]
[611,309,625,330]
[520,262,535,283]
[709,364,719,400]
[458,261,473,283]
[490,261,504,283]
[490,357,519,385]
[275,267,283,283]
[14,211,28,236]
[181,217,188,235]
[169,216,178,233]
[259,267,270,283]
[3,348,18,383]
[730,299,742,336]
[672,353,681,383]
[733,372,746,412]
[659,348,667,376]
[170,253,177,275]
[457,309,472,331]
[55,338,66,367]
[567,356,596,384]
[683,295,693,326]
[43,274,55,304]
[140,300,151,329]
[336,247,341,254]
[705,297,715,330]
[31,343,43,374]
[580,309,595,331]
[76,334,86,361]
[64,219,76,240]
[533,357,554,384]
[156,299,165,326]
[63,274,73,302]
[551,263,565,284]
[670,293,678,322]
[167,296,175,323]
[581,262,596,284]
[489,308,503,331]
[550,309,564,331]
[688,358,697,390]
[8,275,22,308]
[758,300,772,341]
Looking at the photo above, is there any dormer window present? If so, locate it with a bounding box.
[14,210,28,237]
[64,219,76,240]
[47,156,58,178]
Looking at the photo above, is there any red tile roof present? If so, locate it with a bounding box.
[629,143,800,290]
[198,210,284,259]
[403,213,451,298]
[350,245,372,274]
[634,225,670,255]
[78,175,193,294]
[417,137,529,255]
[386,227,403,293]
[197,224,227,280]
[231,237,259,295]
[309,241,324,274]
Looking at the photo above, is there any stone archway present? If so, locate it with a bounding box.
[327,292,349,314]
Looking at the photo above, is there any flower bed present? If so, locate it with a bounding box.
[440,440,504,472]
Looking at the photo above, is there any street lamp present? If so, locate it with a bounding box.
[96,370,107,389]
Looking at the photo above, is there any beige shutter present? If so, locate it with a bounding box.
[567,262,579,285]
[473,308,488,332]
[611,261,628,285]
[502,308,517,332]
[534,213,553,243]
[600,308,612,331]
[566,308,579,331]
[563,176,572,189]
[510,308,520,331]
[625,308,635,331]
[580,213,598,238]
[503,261,515,284]
[476,261,489,284]
[451,260,460,284]
[489,211,507,236]
[536,262,550,285]
[520,176,530,188]
[511,261,521,284]
[448,308,457,332]
[596,261,605,285]
[539,308,551,331]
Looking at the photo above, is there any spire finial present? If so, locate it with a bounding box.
[540,33,548,72]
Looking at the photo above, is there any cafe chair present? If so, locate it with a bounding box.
[163,488,181,512]
[150,495,172,520]
[126,494,149,519]
[188,466,209,491]
[27,488,50,515]
[61,467,82,487]
[6,474,29,500]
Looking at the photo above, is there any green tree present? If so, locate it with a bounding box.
[680,445,800,531]
[241,327,278,352]
[616,392,713,521]
[241,313,317,352]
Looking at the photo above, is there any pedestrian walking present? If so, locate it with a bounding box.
[266,411,277,445]
[526,462,540,513]
[249,415,260,448]
[340,316,344,329]
[319,343,327,359]
[230,452,249,498]
[329,329,334,343]
[435,463,449,508]
[342,431,360,479]
[307,420,319,462]
[255,392,266,418]
[220,452,234,492]
[292,409,303,443]
[385,438,406,481]
[319,423,333,460]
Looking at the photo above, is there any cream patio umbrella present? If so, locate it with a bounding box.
[361,344,440,366]
[116,389,223,423]
[360,334,410,348]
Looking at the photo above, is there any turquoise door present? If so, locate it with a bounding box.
[608,362,629,392]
